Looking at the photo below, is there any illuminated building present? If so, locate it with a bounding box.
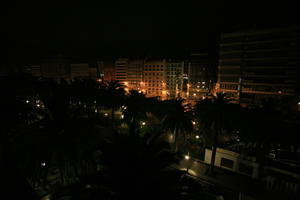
[143,59,167,99]
[94,61,105,81]
[103,60,115,81]
[126,59,144,91]
[166,59,184,98]
[218,27,300,105]
[110,58,143,91]
[114,58,128,85]
[185,52,213,100]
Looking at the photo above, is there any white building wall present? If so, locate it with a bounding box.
[205,148,259,179]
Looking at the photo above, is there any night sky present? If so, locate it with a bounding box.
[3,1,299,62]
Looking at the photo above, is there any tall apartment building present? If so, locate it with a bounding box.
[21,55,99,81]
[95,61,105,81]
[143,59,167,99]
[40,55,71,82]
[114,58,128,85]
[166,59,184,98]
[70,63,89,79]
[186,53,213,100]
[218,27,300,105]
[103,60,115,82]
[126,59,144,91]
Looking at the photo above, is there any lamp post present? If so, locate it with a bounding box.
[184,153,190,173]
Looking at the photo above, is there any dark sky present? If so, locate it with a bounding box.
[3,1,299,62]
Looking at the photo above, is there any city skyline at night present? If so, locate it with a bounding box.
[2,2,300,199]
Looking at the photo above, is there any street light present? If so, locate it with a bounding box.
[195,135,199,139]
[184,153,190,173]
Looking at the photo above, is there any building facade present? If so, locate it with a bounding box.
[20,55,100,81]
[103,60,115,82]
[166,59,184,98]
[143,59,167,99]
[218,27,300,105]
[126,59,144,91]
[70,63,89,79]
[40,55,71,82]
[185,53,213,101]
[114,58,128,85]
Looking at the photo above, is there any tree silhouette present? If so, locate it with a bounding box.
[123,90,148,134]
[103,80,125,129]
[194,93,234,175]
[162,98,193,152]
[51,131,185,200]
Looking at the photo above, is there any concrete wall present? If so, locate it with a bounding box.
[204,148,259,179]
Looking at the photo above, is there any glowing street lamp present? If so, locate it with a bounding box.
[184,153,190,173]
[196,135,199,139]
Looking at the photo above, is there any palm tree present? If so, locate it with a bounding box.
[103,80,125,129]
[162,98,194,153]
[51,131,185,200]
[0,74,42,199]
[123,90,148,134]
[194,92,234,175]
[2,77,107,197]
